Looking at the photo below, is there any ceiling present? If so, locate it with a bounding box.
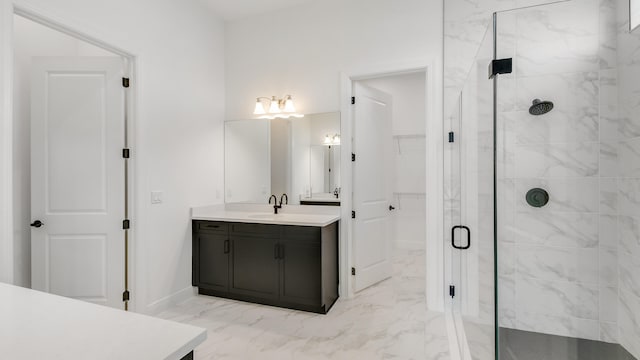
[201,0,316,21]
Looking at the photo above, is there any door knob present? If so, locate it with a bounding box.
[30,220,44,228]
[389,205,396,211]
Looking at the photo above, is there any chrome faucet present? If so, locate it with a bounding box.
[333,187,341,199]
[268,195,281,214]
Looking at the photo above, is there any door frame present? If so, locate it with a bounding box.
[339,57,445,311]
[0,0,139,310]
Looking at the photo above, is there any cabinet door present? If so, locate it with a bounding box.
[279,227,322,306]
[229,235,279,300]
[196,232,229,292]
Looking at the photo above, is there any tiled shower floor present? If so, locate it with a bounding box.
[499,328,637,360]
[157,250,452,360]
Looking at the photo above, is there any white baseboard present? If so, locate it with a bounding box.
[145,286,197,315]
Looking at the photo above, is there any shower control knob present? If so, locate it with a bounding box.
[30,220,44,228]
[389,205,396,211]
[526,188,549,208]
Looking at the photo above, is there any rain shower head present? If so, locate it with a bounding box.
[529,99,554,116]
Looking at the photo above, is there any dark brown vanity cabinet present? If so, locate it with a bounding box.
[192,222,229,293]
[192,220,339,314]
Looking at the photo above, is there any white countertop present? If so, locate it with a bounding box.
[0,283,206,360]
[192,204,341,227]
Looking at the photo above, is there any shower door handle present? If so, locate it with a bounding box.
[451,225,470,250]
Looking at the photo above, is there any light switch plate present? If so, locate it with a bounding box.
[151,191,163,204]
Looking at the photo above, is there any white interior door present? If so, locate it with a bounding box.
[30,57,125,309]
[353,82,393,292]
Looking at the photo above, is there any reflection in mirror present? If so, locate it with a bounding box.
[224,112,340,205]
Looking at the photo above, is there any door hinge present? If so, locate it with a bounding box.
[449,285,455,298]
[122,148,130,159]
[123,219,130,230]
[448,132,454,143]
[351,153,356,162]
[488,58,513,79]
[351,267,356,276]
[122,290,130,301]
[122,77,130,88]
[351,211,356,219]
[351,96,355,105]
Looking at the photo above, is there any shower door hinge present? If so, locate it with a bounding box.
[122,77,130,88]
[122,290,130,302]
[122,219,130,230]
[351,267,356,276]
[448,132,454,143]
[488,58,512,79]
[351,96,355,105]
[122,148,130,159]
[351,153,356,161]
[351,210,356,219]
[449,285,455,298]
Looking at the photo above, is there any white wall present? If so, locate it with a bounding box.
[361,72,427,250]
[12,14,117,288]
[224,0,443,120]
[0,0,226,314]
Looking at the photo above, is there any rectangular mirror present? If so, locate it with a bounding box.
[224,112,341,205]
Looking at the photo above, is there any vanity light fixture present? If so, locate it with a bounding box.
[253,95,304,119]
[323,134,341,146]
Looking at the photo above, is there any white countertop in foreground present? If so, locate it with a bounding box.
[192,204,341,227]
[0,283,206,360]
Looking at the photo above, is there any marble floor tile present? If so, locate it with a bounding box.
[157,250,451,360]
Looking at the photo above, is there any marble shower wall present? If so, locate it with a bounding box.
[447,0,640,356]
[494,0,620,343]
[445,0,638,348]
[615,0,640,358]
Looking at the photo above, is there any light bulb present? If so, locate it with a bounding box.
[324,135,332,145]
[269,96,281,113]
[333,134,340,145]
[253,98,266,115]
[283,95,296,113]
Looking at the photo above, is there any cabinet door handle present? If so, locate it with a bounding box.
[224,240,230,254]
[274,244,279,259]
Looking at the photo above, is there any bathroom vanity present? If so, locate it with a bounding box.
[191,205,340,314]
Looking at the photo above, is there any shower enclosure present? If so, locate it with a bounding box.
[446,0,640,359]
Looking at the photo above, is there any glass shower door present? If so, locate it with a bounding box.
[448,19,496,360]
[493,1,640,359]
[446,90,463,355]
[450,0,640,359]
